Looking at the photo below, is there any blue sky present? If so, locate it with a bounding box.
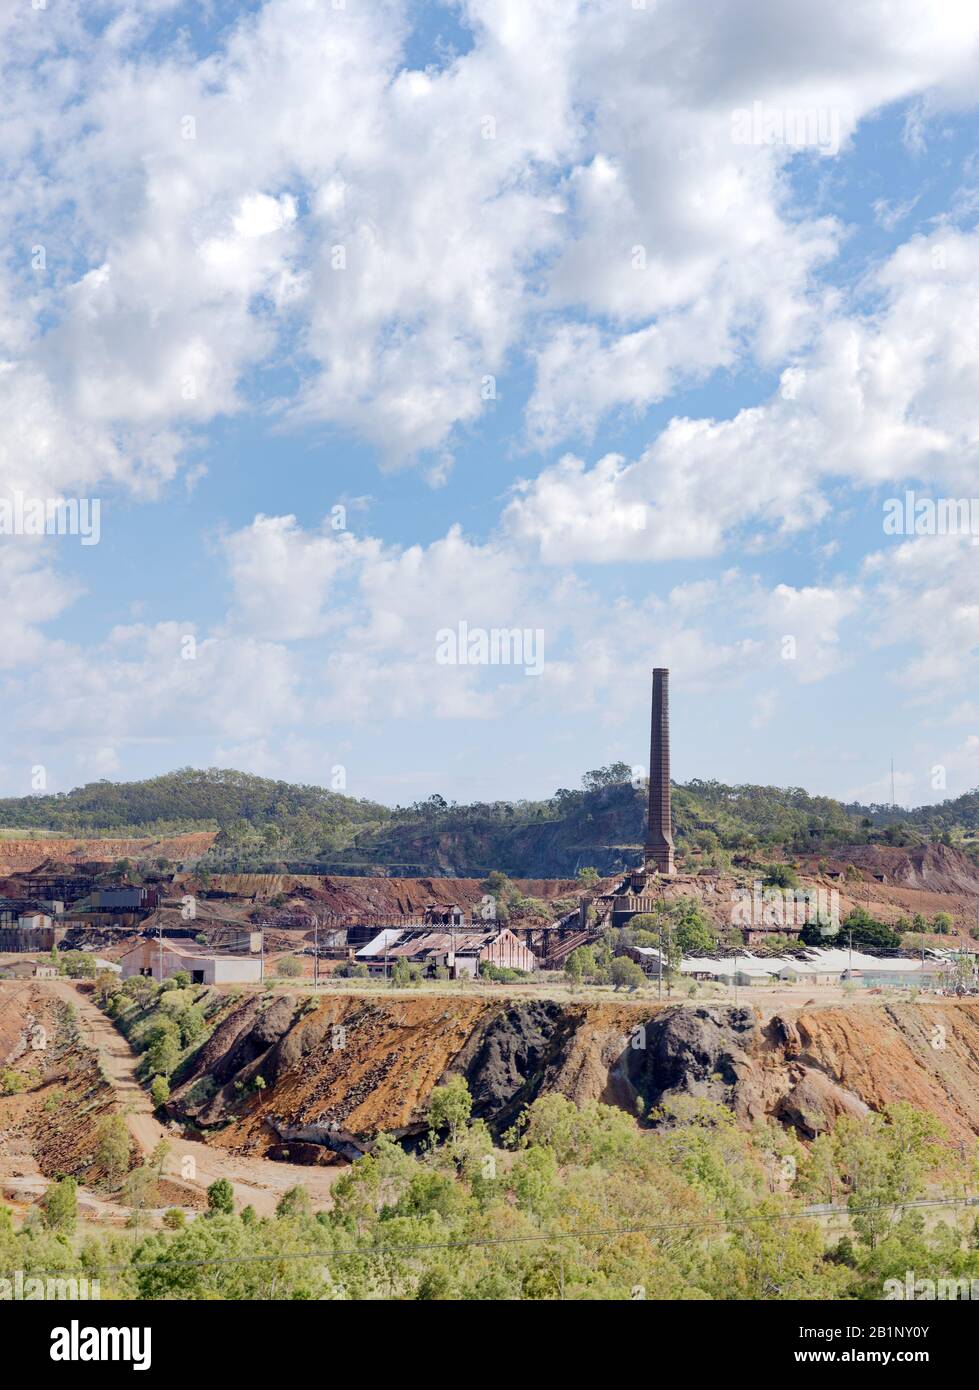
[2,0,979,810]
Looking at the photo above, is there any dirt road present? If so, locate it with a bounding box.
[38,979,345,1216]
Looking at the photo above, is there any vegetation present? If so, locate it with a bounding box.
[802,905,904,951]
[95,1115,132,1183]
[3,1087,977,1301]
[207,1179,235,1217]
[1,764,976,876]
[41,1177,77,1235]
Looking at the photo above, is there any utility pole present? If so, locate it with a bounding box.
[733,946,739,1008]
[314,918,319,987]
[848,928,853,981]
[658,924,664,1001]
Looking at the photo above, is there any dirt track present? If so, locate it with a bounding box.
[28,979,346,1216]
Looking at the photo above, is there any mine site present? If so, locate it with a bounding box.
[4,669,979,1324]
[5,0,979,1362]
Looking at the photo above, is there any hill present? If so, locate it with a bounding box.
[1,764,977,877]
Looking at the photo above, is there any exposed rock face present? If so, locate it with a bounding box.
[774,1073,870,1138]
[627,1006,759,1112]
[0,834,215,875]
[163,995,979,1158]
[451,1002,579,1134]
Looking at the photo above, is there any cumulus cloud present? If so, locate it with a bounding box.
[4,0,979,501]
[508,226,979,562]
[3,0,979,795]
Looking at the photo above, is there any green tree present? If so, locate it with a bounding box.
[42,1176,77,1235]
[150,1138,171,1179]
[96,1114,131,1183]
[610,958,645,992]
[391,958,413,988]
[764,863,800,889]
[123,1165,160,1216]
[206,1178,235,1216]
[841,907,903,951]
[146,1020,181,1077]
[150,1075,171,1107]
[428,1076,473,1142]
[564,945,596,987]
[178,1005,206,1047]
[276,1185,312,1219]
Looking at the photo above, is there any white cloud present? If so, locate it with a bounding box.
[509,225,979,563]
[20,622,301,743]
[863,533,979,692]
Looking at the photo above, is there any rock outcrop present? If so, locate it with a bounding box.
[161,995,979,1159]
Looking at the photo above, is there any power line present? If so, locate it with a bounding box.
[23,1195,979,1280]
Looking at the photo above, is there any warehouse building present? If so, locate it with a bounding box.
[119,938,263,985]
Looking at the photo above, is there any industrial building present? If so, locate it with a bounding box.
[356,926,537,977]
[627,945,959,990]
[119,938,264,985]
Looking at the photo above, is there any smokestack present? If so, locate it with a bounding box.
[645,667,675,875]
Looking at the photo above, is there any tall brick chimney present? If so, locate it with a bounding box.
[645,667,675,875]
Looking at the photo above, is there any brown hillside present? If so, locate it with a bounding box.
[0,833,217,875]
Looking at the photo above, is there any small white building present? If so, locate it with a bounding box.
[119,938,263,985]
[18,913,54,931]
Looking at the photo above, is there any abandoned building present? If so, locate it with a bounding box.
[119,938,264,985]
[356,926,536,977]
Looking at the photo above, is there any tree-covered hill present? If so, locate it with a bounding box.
[1,764,975,876]
[0,768,391,840]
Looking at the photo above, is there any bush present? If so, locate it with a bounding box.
[764,864,800,890]
[276,1185,312,1219]
[42,1177,77,1234]
[206,1178,235,1216]
[480,961,528,983]
[146,1021,182,1078]
[276,956,303,978]
[391,958,423,987]
[96,1114,132,1182]
[178,1005,207,1047]
[610,958,645,992]
[150,1075,170,1107]
[428,1076,472,1140]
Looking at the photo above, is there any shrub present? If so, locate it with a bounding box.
[96,1114,132,1182]
[610,958,645,992]
[42,1177,77,1234]
[206,1178,235,1216]
[150,1075,170,1107]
